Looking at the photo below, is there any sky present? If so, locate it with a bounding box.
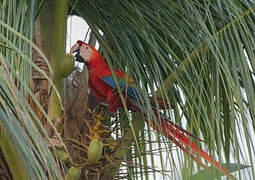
[66,16,88,53]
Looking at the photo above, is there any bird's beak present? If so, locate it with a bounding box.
[70,43,85,63]
[73,47,85,63]
[70,43,79,53]
[73,47,80,53]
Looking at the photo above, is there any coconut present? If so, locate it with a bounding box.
[59,53,74,77]
[87,139,103,163]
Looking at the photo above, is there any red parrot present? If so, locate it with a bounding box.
[70,40,235,179]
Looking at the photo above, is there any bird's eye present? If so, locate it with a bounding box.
[85,46,89,49]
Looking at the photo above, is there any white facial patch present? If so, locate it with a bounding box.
[79,45,92,62]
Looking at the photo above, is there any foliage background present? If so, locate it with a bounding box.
[0,0,255,179]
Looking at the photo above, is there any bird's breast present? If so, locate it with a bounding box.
[88,71,111,98]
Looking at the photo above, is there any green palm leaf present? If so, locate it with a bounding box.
[0,0,63,179]
[1,0,254,179]
[70,0,255,179]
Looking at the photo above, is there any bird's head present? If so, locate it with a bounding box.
[70,40,100,63]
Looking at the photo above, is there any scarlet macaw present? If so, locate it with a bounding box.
[70,40,234,179]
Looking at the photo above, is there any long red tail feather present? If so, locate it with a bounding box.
[147,114,236,179]
[153,109,204,142]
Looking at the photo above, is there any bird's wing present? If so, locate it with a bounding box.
[102,74,203,141]
[102,75,138,99]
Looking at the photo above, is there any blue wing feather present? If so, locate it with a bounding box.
[102,76,138,99]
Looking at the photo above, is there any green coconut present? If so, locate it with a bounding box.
[87,139,103,164]
[59,53,74,77]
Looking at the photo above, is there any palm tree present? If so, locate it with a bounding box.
[0,0,254,179]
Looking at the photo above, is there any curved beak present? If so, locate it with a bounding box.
[70,43,79,53]
[74,47,85,62]
[70,43,85,63]
[73,47,80,53]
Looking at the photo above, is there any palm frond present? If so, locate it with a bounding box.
[69,0,255,179]
[0,0,63,179]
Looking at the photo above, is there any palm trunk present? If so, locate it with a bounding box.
[47,0,68,122]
